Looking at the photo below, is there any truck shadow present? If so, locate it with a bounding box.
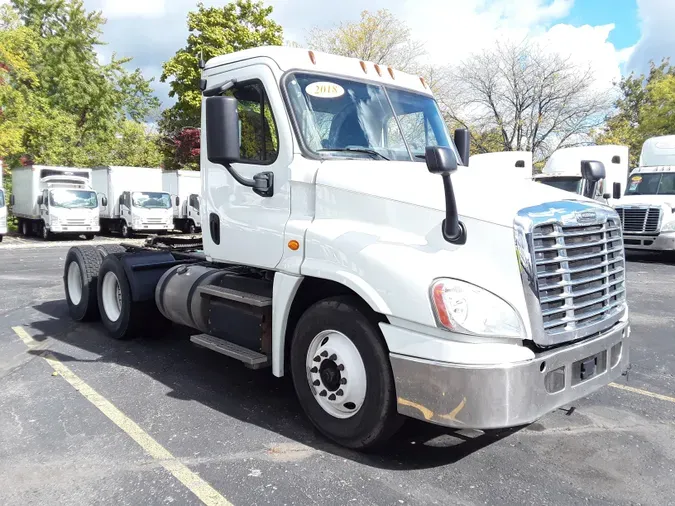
[625,250,675,265]
[27,299,522,471]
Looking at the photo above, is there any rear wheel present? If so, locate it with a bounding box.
[290,296,402,450]
[64,246,102,321]
[97,254,154,339]
[21,220,30,237]
[96,244,126,260]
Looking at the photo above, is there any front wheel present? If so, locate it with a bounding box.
[188,221,196,234]
[290,296,402,450]
[84,234,95,240]
[121,222,132,239]
[41,223,52,241]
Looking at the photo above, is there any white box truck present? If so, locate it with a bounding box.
[92,166,174,238]
[468,151,533,180]
[533,145,629,205]
[614,135,675,251]
[162,169,202,233]
[0,161,7,242]
[62,47,630,451]
[11,165,100,240]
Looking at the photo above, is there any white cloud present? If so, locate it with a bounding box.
[626,0,675,75]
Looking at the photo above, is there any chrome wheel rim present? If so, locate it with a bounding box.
[67,262,82,305]
[101,271,122,322]
[306,330,367,419]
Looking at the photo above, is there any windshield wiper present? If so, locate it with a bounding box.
[318,148,389,160]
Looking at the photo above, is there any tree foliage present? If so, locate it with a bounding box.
[0,0,161,168]
[443,40,611,161]
[594,59,675,167]
[304,10,426,72]
[160,0,283,169]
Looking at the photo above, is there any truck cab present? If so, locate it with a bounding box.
[118,190,174,235]
[615,135,675,251]
[533,145,629,205]
[62,47,630,451]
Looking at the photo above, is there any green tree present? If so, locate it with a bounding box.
[160,0,283,150]
[2,0,160,167]
[594,58,675,167]
[304,9,426,72]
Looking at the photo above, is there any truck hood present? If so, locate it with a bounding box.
[315,160,598,227]
[615,194,675,210]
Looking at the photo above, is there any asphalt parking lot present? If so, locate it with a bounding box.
[1,237,674,506]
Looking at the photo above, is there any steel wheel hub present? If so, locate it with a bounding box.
[306,330,367,419]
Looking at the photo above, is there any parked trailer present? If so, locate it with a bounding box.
[92,166,174,238]
[162,170,202,233]
[0,161,6,242]
[468,151,533,180]
[11,165,100,240]
[62,46,631,451]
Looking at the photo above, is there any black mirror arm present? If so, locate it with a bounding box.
[221,162,274,198]
[441,174,467,245]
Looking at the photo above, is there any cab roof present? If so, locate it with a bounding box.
[204,46,432,96]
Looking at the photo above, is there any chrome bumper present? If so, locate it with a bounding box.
[623,231,675,251]
[390,321,630,429]
[51,226,100,233]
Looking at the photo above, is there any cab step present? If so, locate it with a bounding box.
[196,284,272,308]
[190,333,271,369]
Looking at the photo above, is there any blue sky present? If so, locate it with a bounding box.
[66,0,674,107]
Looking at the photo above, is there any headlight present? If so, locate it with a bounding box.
[430,278,525,338]
[661,220,675,232]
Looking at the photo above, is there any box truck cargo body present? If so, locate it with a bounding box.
[92,166,174,238]
[162,170,202,233]
[11,165,100,240]
[0,161,6,241]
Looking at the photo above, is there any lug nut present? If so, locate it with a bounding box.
[320,351,328,357]
[328,394,336,401]
[310,367,318,373]
[313,356,321,363]
[313,380,320,386]
[340,378,347,385]
[319,390,327,397]
[338,364,344,371]
[329,354,337,361]
[336,389,344,396]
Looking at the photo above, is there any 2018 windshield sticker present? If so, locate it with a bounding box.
[306,82,345,98]
[629,176,641,191]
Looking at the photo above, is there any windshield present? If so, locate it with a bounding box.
[49,189,97,209]
[0,190,4,208]
[625,172,675,195]
[285,72,459,162]
[132,192,172,209]
[537,177,582,194]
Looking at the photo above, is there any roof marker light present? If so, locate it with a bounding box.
[420,76,427,88]
[359,60,368,73]
[374,64,382,77]
[388,67,395,79]
[308,50,316,65]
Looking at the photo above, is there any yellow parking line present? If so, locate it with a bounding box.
[12,326,232,506]
[609,382,675,404]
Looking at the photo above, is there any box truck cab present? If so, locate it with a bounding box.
[93,166,174,238]
[11,166,100,240]
[0,162,6,242]
[533,145,629,205]
[162,170,202,233]
[62,47,630,451]
[468,151,533,180]
[614,135,675,250]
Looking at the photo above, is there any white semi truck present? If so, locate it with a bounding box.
[533,145,629,204]
[92,166,174,238]
[468,151,533,180]
[61,47,630,451]
[162,169,202,234]
[11,165,101,240]
[614,135,675,251]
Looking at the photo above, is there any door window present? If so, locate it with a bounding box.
[222,81,279,164]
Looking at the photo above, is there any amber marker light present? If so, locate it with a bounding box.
[288,240,300,251]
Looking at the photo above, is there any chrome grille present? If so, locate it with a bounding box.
[65,219,86,226]
[532,218,625,343]
[145,218,165,224]
[616,206,661,233]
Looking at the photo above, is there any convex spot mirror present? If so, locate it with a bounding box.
[425,146,459,174]
[581,160,606,182]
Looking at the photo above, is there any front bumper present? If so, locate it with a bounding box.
[388,321,629,429]
[134,223,172,231]
[623,231,675,251]
[51,225,100,233]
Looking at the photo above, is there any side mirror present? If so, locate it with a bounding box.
[515,160,525,168]
[37,196,43,205]
[611,155,621,164]
[205,94,274,197]
[10,195,15,206]
[580,160,606,182]
[425,146,466,245]
[453,128,470,166]
[119,195,124,205]
[425,146,458,174]
[603,193,611,199]
[206,95,241,165]
[613,182,621,200]
[175,195,180,206]
[101,196,108,207]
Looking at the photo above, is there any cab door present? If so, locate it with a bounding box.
[201,62,292,269]
[119,191,132,224]
[40,189,49,222]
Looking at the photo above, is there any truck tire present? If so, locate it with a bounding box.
[97,254,149,339]
[188,221,196,234]
[20,220,30,237]
[41,223,52,241]
[121,222,132,239]
[96,244,127,260]
[290,296,402,450]
[84,234,95,240]
[64,246,102,321]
